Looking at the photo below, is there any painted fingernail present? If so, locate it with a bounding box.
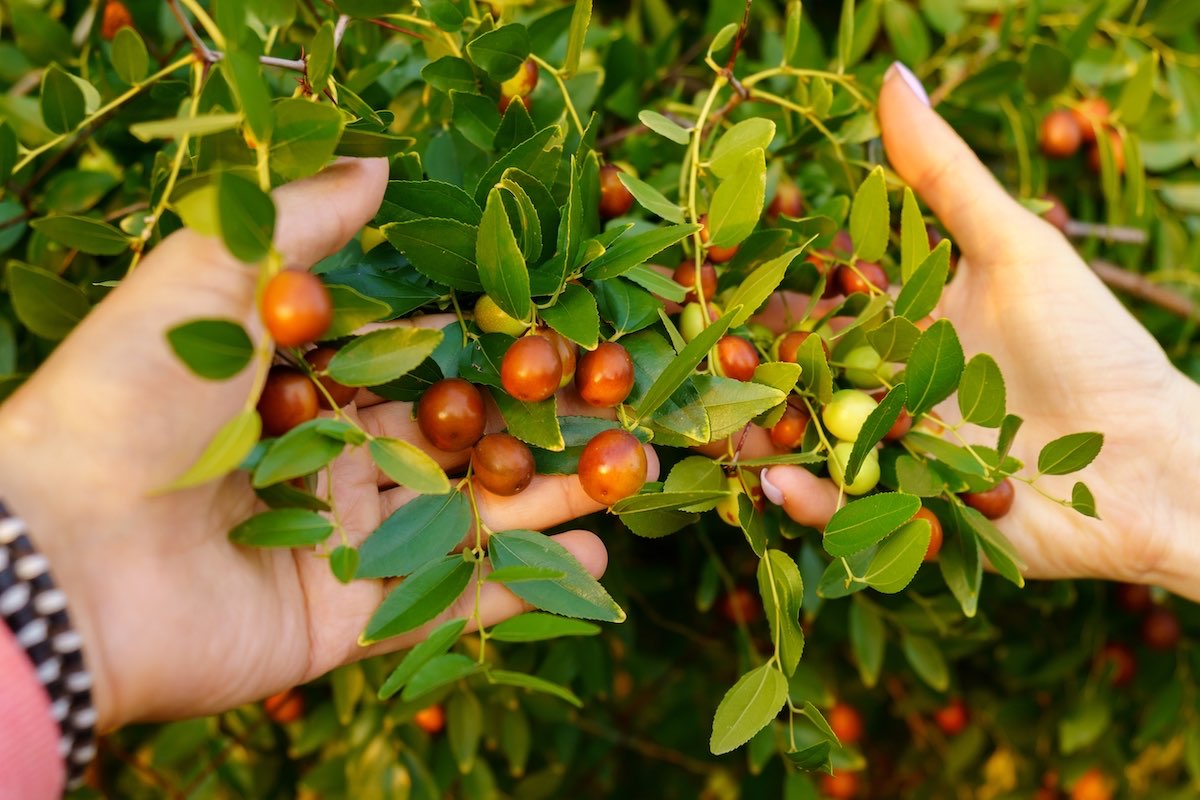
[888,61,930,107]
[760,468,785,506]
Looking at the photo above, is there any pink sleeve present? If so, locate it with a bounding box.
[0,624,64,800]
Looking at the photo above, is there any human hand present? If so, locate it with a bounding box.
[758,65,1200,600]
[0,159,650,732]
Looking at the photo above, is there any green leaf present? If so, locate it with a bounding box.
[307,21,336,94]
[845,384,907,483]
[904,319,964,416]
[0,123,17,186]
[489,612,600,642]
[905,431,987,477]
[540,282,600,348]
[323,284,391,339]
[465,24,531,81]
[863,518,931,593]
[709,119,776,179]
[695,375,786,441]
[269,99,346,181]
[612,490,728,514]
[868,316,920,362]
[849,166,889,262]
[362,556,474,642]
[902,634,949,691]
[488,530,624,622]
[940,504,982,617]
[996,414,1023,461]
[229,509,333,548]
[40,64,86,134]
[824,492,921,558]
[795,332,833,404]
[662,456,725,511]
[617,172,684,223]
[7,262,90,340]
[637,110,690,145]
[707,148,766,248]
[111,27,149,84]
[253,421,346,487]
[709,664,789,755]
[1059,697,1111,755]
[562,0,591,78]
[1071,482,1099,519]
[1037,432,1104,476]
[758,549,805,674]
[585,223,700,280]
[724,247,804,328]
[382,219,482,291]
[447,690,483,774]
[327,327,444,386]
[491,390,564,451]
[632,308,737,420]
[402,653,479,701]
[594,278,661,336]
[451,90,502,151]
[358,493,472,579]
[957,504,1025,587]
[894,241,950,321]
[380,180,482,226]
[849,598,885,687]
[484,566,566,583]
[334,129,414,159]
[1023,40,1072,99]
[1118,53,1158,126]
[958,354,1006,428]
[486,669,582,707]
[222,50,273,143]
[882,2,930,71]
[164,409,261,490]
[837,0,856,71]
[216,172,275,263]
[899,188,930,282]
[167,319,254,380]
[477,187,531,322]
[329,545,358,584]
[129,112,244,142]
[370,438,451,495]
[473,126,562,207]
[30,215,130,255]
[378,618,468,699]
[421,56,477,95]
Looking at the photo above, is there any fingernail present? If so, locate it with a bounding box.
[888,61,930,107]
[760,468,785,506]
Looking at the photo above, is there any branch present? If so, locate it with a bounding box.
[168,0,308,72]
[1090,260,1198,319]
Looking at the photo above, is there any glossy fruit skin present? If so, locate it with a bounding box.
[1095,642,1136,687]
[303,347,357,409]
[413,704,446,734]
[767,181,804,219]
[673,260,718,304]
[916,507,943,561]
[576,342,635,408]
[417,378,487,452]
[1040,109,1083,158]
[1042,194,1071,232]
[472,433,535,496]
[474,294,527,336]
[827,703,864,745]
[1115,582,1152,615]
[263,689,304,724]
[501,335,563,402]
[699,215,739,264]
[822,390,878,441]
[961,478,1015,519]
[679,301,721,343]
[261,270,333,347]
[836,261,889,295]
[1141,607,1181,650]
[598,164,634,219]
[577,429,648,505]
[820,771,859,800]
[843,345,885,388]
[1072,98,1110,143]
[715,335,760,382]
[828,441,880,496]
[258,366,320,437]
[934,698,969,736]
[1071,768,1112,800]
[498,59,539,111]
[536,327,577,389]
[770,403,810,450]
[1087,128,1125,175]
[718,586,761,624]
[101,0,134,39]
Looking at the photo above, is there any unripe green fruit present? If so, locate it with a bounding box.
[843,346,885,388]
[474,295,527,336]
[822,390,878,441]
[679,302,721,343]
[828,441,880,495]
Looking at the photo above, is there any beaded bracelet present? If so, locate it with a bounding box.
[0,504,96,791]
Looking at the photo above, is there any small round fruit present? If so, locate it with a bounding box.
[827,703,863,745]
[1042,194,1071,232]
[599,164,634,219]
[413,704,446,734]
[775,330,830,362]
[1072,98,1110,143]
[258,366,320,437]
[767,181,804,219]
[961,479,1015,519]
[474,295,527,336]
[822,390,878,441]
[1086,128,1125,175]
[1040,109,1083,159]
[934,698,969,736]
[1071,768,1112,800]
[718,587,761,624]
[673,260,718,304]
[820,771,860,800]
[828,441,880,496]
[715,335,759,382]
[263,689,304,724]
[577,429,648,505]
[1115,583,1152,615]
[1141,607,1181,650]
[101,0,133,39]
[1095,642,1136,687]
[537,327,577,388]
[916,507,943,561]
[576,342,635,408]
[417,378,487,452]
[770,403,810,450]
[679,302,710,343]
[261,270,334,347]
[473,433,536,496]
[498,59,539,110]
[842,345,885,388]
[501,335,563,402]
[836,261,889,295]
[699,215,738,264]
[303,347,357,409]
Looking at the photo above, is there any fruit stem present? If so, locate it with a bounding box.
[530,54,584,136]
[464,474,491,665]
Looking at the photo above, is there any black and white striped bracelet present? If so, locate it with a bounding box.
[0,503,96,791]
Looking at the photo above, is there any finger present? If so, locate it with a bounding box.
[272,157,389,270]
[760,465,841,529]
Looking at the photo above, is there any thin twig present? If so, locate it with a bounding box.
[568,716,716,775]
[166,0,215,62]
[1090,260,1198,319]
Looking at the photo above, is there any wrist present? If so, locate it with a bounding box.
[1145,376,1200,601]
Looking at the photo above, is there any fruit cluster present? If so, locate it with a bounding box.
[1039,98,1125,174]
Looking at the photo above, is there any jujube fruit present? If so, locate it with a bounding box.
[961,478,1015,519]
[1095,642,1135,687]
[498,59,539,112]
[828,441,880,496]
[1115,582,1152,615]
[827,703,864,745]
[303,347,357,409]
[775,330,830,362]
[715,335,759,382]
[933,698,969,736]
[501,335,563,402]
[820,771,860,800]
[1070,768,1112,800]
[1141,607,1181,650]
[673,260,718,304]
[413,704,446,734]
[842,345,885,388]
[1072,98,1110,143]
[916,507,943,561]
[770,403,810,450]
[418,378,486,452]
[101,0,133,39]
[679,301,721,343]
[472,433,535,496]
[598,164,634,219]
[718,587,761,624]
[263,689,304,724]
[1040,109,1083,159]
[699,214,738,264]
[822,390,878,441]
[536,327,577,389]
[258,365,319,437]
[474,295,527,337]
[767,180,804,219]
[1086,128,1125,175]
[261,269,333,347]
[836,261,889,295]
[577,429,648,505]
[576,342,635,408]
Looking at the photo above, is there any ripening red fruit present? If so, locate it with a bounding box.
[1141,607,1181,650]
[1072,98,1110,144]
[1071,768,1112,800]
[598,164,634,219]
[261,270,333,347]
[961,479,1015,519]
[777,330,830,362]
[769,403,810,450]
[1115,583,1152,615]
[836,261,889,295]
[501,335,563,402]
[916,507,943,561]
[827,703,864,745]
[537,327,577,388]
[806,252,842,298]
[718,587,761,624]
[1040,109,1083,159]
[263,689,304,724]
[820,771,860,800]
[767,181,804,219]
[472,433,535,496]
[575,342,635,408]
[673,260,718,304]
[413,704,446,734]
[933,698,969,736]
[498,59,539,112]
[699,215,739,264]
[1086,128,1125,175]
[577,429,648,505]
[417,378,487,452]
[304,347,357,409]
[1095,642,1136,687]
[1042,194,1071,232]
[101,0,133,40]
[258,366,319,437]
[715,335,759,381]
